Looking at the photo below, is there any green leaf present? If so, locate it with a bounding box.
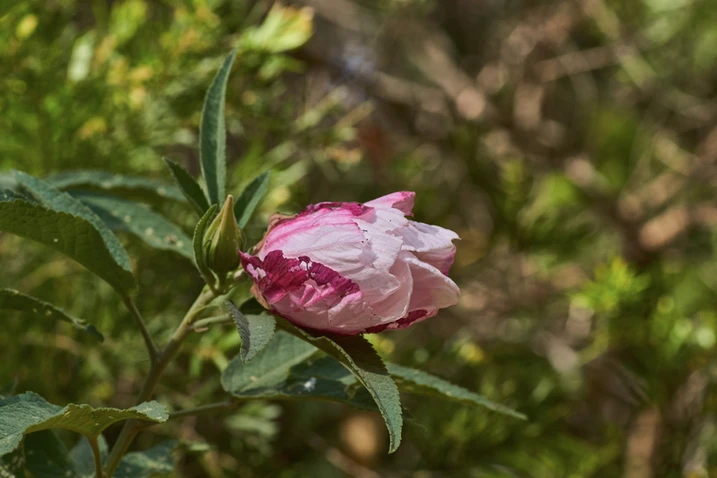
[23,434,174,478]
[277,320,403,452]
[0,289,104,342]
[280,355,377,410]
[193,205,218,287]
[69,435,107,478]
[0,392,168,455]
[24,430,76,478]
[13,172,135,292]
[74,192,193,260]
[222,331,316,392]
[386,363,526,420]
[234,171,271,229]
[114,440,177,478]
[47,170,184,204]
[163,158,210,216]
[240,4,314,53]
[225,302,276,363]
[221,331,376,410]
[0,173,17,191]
[0,195,136,294]
[0,188,29,202]
[0,443,25,477]
[199,49,237,206]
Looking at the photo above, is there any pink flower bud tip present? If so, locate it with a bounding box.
[241,192,460,335]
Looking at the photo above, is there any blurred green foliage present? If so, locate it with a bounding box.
[4,0,717,476]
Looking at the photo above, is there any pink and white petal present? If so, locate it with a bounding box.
[404,254,460,312]
[260,207,365,256]
[364,309,436,334]
[364,191,416,215]
[262,218,369,274]
[400,221,459,275]
[355,205,409,237]
[362,255,413,323]
[240,251,374,334]
[351,216,404,273]
[400,221,459,252]
[260,207,406,307]
[272,283,373,334]
[363,252,457,334]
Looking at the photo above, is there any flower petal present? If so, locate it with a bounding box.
[364,255,412,323]
[240,251,375,334]
[403,253,460,313]
[365,309,432,333]
[260,206,405,310]
[400,221,459,275]
[363,252,458,334]
[245,191,461,335]
[364,191,415,215]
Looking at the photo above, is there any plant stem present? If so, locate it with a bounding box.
[88,436,106,478]
[168,399,239,420]
[105,286,217,477]
[121,295,159,365]
[191,314,232,330]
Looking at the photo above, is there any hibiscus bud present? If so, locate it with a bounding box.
[204,195,242,275]
[241,192,460,335]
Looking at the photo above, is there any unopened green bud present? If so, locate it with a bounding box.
[204,195,242,275]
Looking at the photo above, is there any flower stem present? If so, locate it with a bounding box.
[88,436,106,478]
[168,399,239,420]
[121,295,158,365]
[191,314,232,331]
[104,286,217,477]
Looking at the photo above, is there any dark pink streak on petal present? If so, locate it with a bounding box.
[363,309,429,334]
[300,201,372,217]
[240,250,360,312]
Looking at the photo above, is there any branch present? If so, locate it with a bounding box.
[192,314,232,331]
[121,295,158,365]
[105,286,217,477]
[168,400,239,420]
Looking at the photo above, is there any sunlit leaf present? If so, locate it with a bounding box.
[200,49,236,206]
[67,32,95,82]
[240,4,314,53]
[109,0,148,46]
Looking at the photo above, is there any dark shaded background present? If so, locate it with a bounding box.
[3,0,717,476]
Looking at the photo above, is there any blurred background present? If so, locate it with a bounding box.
[3,0,717,476]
